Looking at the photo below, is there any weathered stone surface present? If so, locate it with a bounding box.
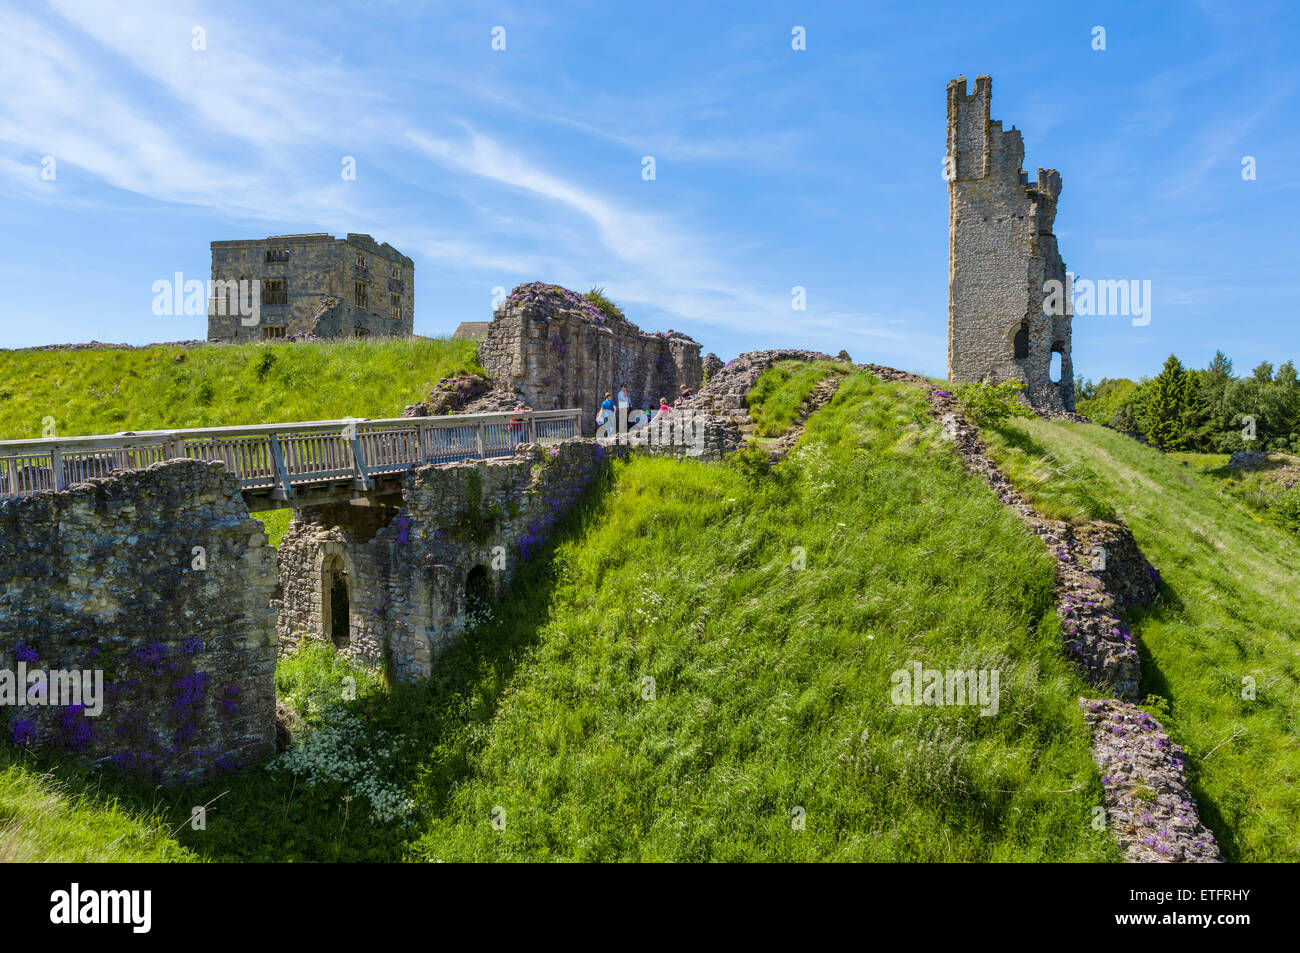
[1229,450,1272,470]
[452,321,491,340]
[475,283,702,435]
[701,352,724,382]
[947,76,1073,412]
[927,386,1152,701]
[0,460,278,783]
[277,441,614,681]
[597,412,743,463]
[402,374,493,418]
[1082,698,1223,863]
[1228,450,1300,487]
[693,349,840,419]
[208,232,413,342]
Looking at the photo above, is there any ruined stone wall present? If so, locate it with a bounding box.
[208,232,413,342]
[276,441,611,681]
[0,461,278,783]
[477,284,702,434]
[947,75,1073,412]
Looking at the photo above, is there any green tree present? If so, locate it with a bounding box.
[1144,355,1192,450]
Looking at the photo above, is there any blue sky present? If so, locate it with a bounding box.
[0,0,1296,382]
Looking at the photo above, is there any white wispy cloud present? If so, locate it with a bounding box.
[0,0,916,354]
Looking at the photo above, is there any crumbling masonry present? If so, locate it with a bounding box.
[947,75,1073,412]
[477,283,702,435]
[276,441,610,681]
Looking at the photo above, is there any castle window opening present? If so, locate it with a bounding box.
[261,326,286,340]
[263,279,288,306]
[354,281,367,309]
[353,327,369,339]
[323,555,351,649]
[265,248,290,263]
[465,565,492,620]
[1013,321,1030,360]
[1050,347,1063,384]
[391,293,402,321]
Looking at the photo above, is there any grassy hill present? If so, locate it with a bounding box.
[0,337,480,441]
[981,417,1300,861]
[2,350,1297,861]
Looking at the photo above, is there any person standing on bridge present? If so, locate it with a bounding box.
[597,392,616,436]
[617,384,630,433]
[508,403,530,450]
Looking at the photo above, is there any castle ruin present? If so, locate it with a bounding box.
[946,75,1073,412]
[477,283,702,434]
[208,233,414,342]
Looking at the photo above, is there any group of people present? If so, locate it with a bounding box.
[596,383,694,430]
[503,383,698,444]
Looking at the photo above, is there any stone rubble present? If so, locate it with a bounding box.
[475,282,701,435]
[843,360,1219,862]
[1082,698,1223,863]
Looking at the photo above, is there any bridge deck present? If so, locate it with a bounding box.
[0,409,582,504]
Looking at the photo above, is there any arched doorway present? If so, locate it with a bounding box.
[464,565,492,625]
[322,554,351,648]
[1012,320,1030,360]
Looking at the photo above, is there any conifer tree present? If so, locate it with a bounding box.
[1144,355,1190,449]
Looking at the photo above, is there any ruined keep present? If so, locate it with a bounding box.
[208,233,414,342]
[477,283,702,434]
[947,75,1073,412]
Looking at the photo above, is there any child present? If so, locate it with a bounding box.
[597,391,616,433]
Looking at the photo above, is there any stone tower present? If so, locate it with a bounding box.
[946,75,1073,411]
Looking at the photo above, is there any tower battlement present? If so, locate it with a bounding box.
[945,75,1074,412]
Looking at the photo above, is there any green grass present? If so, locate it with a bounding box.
[0,336,481,440]
[396,372,1111,860]
[980,417,1300,861]
[746,360,850,437]
[980,422,1118,523]
[257,508,293,547]
[0,749,197,862]
[1168,451,1300,539]
[3,370,1117,861]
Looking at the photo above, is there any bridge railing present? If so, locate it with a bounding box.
[0,409,582,502]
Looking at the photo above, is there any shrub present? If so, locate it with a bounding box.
[953,379,1035,426]
[1271,488,1300,536]
[584,286,625,322]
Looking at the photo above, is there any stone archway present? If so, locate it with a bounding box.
[464,564,492,623]
[318,547,354,648]
[1012,319,1030,360]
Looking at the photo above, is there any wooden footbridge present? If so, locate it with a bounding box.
[0,409,582,512]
